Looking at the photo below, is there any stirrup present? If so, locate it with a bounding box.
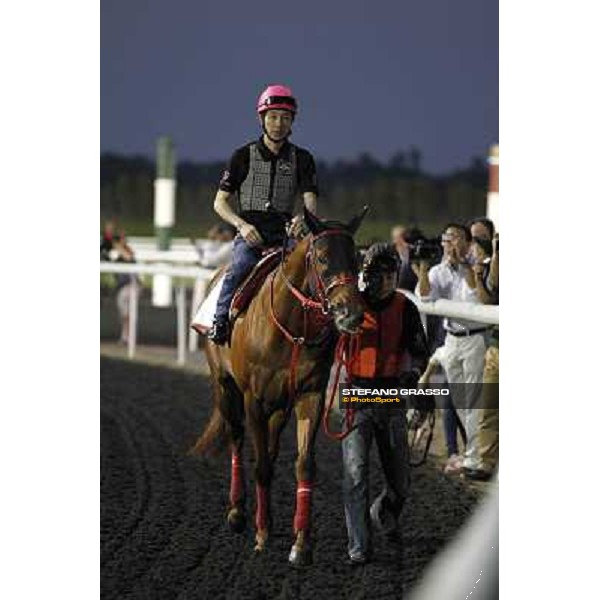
[208,320,229,345]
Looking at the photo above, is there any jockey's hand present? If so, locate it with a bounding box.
[287,215,309,239]
[238,222,263,247]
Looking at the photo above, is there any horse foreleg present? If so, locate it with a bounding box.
[247,402,272,552]
[289,392,322,566]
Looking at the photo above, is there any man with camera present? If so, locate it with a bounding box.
[391,225,418,290]
[414,224,487,477]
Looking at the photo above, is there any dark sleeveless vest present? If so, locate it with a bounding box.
[238,143,298,215]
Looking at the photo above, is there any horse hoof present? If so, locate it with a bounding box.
[227,510,247,534]
[254,542,267,554]
[288,545,313,566]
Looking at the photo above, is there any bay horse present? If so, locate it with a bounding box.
[191,207,366,565]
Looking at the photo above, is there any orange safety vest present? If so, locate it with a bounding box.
[350,292,411,379]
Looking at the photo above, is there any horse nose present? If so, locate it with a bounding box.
[335,307,363,333]
[344,311,363,331]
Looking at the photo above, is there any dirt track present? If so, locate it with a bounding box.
[101,357,483,600]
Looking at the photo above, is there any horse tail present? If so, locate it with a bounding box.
[190,401,230,456]
[190,370,239,456]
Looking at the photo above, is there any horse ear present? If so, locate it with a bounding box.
[303,206,323,234]
[347,205,369,235]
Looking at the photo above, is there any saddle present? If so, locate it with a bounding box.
[229,249,282,322]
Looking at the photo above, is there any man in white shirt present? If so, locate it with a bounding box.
[414,224,487,475]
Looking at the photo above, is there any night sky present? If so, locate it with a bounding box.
[101,0,498,174]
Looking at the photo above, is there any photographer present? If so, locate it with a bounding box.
[413,224,487,478]
[391,225,418,290]
[407,231,445,350]
[469,216,495,242]
[469,236,496,305]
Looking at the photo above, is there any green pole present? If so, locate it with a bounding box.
[152,136,176,306]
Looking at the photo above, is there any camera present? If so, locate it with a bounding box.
[408,237,442,264]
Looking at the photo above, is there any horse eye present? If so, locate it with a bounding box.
[317,255,328,265]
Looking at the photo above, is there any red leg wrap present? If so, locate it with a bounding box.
[255,484,269,531]
[293,480,313,532]
[229,452,244,506]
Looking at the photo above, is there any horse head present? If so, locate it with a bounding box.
[302,206,368,335]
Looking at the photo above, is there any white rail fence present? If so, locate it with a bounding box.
[100,262,499,366]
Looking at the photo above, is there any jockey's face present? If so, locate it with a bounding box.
[262,110,293,142]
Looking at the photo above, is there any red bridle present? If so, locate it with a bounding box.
[268,229,360,426]
[270,229,359,342]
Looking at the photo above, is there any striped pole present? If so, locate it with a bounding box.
[486,144,499,230]
[152,136,176,307]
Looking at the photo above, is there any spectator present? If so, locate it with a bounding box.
[113,239,140,345]
[101,219,126,261]
[391,225,418,291]
[469,232,499,481]
[192,223,235,268]
[469,236,495,305]
[101,219,117,261]
[469,217,495,242]
[189,224,236,324]
[414,223,487,478]
[341,243,430,565]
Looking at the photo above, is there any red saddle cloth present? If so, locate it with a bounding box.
[229,250,281,321]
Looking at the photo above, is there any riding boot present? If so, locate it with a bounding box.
[208,317,229,345]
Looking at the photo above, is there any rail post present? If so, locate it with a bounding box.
[176,281,187,365]
[128,280,139,359]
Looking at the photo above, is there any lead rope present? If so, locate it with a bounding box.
[322,333,361,440]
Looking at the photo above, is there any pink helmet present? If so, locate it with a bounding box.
[256,85,297,115]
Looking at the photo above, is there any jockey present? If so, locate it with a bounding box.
[341,243,430,565]
[208,84,319,344]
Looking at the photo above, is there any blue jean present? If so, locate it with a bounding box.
[341,407,410,558]
[214,237,263,322]
[442,395,466,457]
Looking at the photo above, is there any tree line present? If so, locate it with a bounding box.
[101,151,488,239]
